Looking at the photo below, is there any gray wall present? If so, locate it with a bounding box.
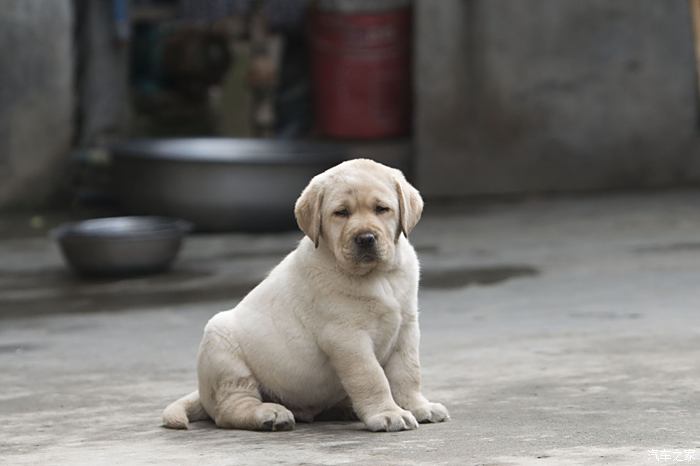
[78,0,130,147]
[415,0,700,197]
[0,1,73,208]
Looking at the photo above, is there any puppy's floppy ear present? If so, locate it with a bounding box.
[295,177,324,248]
[394,171,424,240]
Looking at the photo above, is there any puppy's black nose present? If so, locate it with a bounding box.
[355,232,376,247]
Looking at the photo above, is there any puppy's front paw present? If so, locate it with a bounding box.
[364,408,418,432]
[254,403,296,431]
[409,402,450,423]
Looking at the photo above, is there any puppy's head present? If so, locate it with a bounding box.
[295,159,423,275]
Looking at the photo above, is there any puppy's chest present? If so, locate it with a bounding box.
[357,278,412,356]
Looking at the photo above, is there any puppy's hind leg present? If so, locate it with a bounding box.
[214,378,295,431]
[198,332,295,431]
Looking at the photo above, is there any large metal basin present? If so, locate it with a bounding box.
[111,138,347,231]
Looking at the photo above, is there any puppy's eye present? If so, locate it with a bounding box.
[333,208,350,217]
[375,205,390,214]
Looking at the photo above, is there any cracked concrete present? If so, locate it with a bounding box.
[1,190,700,465]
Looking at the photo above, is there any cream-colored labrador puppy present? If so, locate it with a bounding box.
[163,159,449,432]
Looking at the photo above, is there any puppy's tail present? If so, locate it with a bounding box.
[162,390,209,429]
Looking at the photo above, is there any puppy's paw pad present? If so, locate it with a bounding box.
[255,403,296,431]
[410,402,450,423]
[365,409,418,432]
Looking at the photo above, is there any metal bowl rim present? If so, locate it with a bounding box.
[51,216,192,241]
[110,138,349,166]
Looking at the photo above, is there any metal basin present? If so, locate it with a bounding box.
[51,216,191,277]
[111,138,348,231]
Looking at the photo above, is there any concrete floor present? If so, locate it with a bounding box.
[1,190,700,465]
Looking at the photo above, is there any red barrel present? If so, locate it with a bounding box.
[309,3,412,139]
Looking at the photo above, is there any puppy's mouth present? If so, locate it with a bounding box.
[339,246,387,275]
[355,252,378,263]
[352,244,383,264]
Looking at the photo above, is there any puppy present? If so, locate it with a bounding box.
[163,159,449,432]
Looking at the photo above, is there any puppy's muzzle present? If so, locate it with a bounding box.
[353,232,379,263]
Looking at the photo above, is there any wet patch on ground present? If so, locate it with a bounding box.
[0,265,253,318]
[414,244,440,254]
[0,282,255,318]
[632,242,700,254]
[0,343,42,354]
[421,265,539,289]
[569,311,642,320]
[194,248,292,261]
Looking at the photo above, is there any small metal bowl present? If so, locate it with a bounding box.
[51,216,192,277]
